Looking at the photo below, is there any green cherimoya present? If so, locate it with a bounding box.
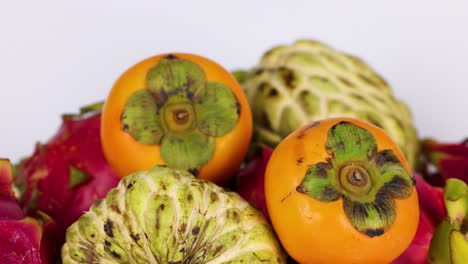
[62,165,286,264]
[240,39,419,168]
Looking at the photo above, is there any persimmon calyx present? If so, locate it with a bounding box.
[297,121,415,237]
[120,55,240,173]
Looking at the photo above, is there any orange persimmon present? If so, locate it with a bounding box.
[101,53,252,184]
[265,117,419,264]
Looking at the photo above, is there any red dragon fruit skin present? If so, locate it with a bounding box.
[0,218,43,264]
[236,146,273,221]
[392,209,435,264]
[0,159,23,221]
[392,173,446,264]
[0,160,24,221]
[14,103,120,242]
[412,173,446,226]
[0,159,58,264]
[422,138,468,186]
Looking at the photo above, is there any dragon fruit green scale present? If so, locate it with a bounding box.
[241,39,419,168]
[62,165,286,264]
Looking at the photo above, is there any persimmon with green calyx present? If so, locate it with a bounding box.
[101,53,253,185]
[265,117,419,264]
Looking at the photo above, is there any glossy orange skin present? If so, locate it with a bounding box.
[265,117,419,264]
[101,53,253,184]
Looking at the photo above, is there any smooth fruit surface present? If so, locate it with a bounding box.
[101,53,252,184]
[265,117,419,264]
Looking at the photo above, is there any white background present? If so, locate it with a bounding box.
[1,1,467,162]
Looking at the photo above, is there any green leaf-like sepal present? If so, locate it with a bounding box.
[121,89,164,144]
[69,166,91,189]
[296,162,340,202]
[444,178,468,223]
[326,121,377,165]
[343,196,394,237]
[195,82,239,137]
[371,150,414,199]
[161,130,215,174]
[146,56,205,102]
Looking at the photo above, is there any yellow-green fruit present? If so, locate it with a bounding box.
[61,165,286,264]
[240,39,419,168]
[429,178,468,264]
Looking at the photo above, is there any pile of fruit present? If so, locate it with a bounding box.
[1,40,467,264]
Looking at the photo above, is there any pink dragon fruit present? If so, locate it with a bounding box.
[14,102,120,243]
[235,146,273,221]
[392,173,446,264]
[0,159,58,264]
[421,138,468,186]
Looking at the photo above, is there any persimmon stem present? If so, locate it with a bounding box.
[338,164,371,196]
